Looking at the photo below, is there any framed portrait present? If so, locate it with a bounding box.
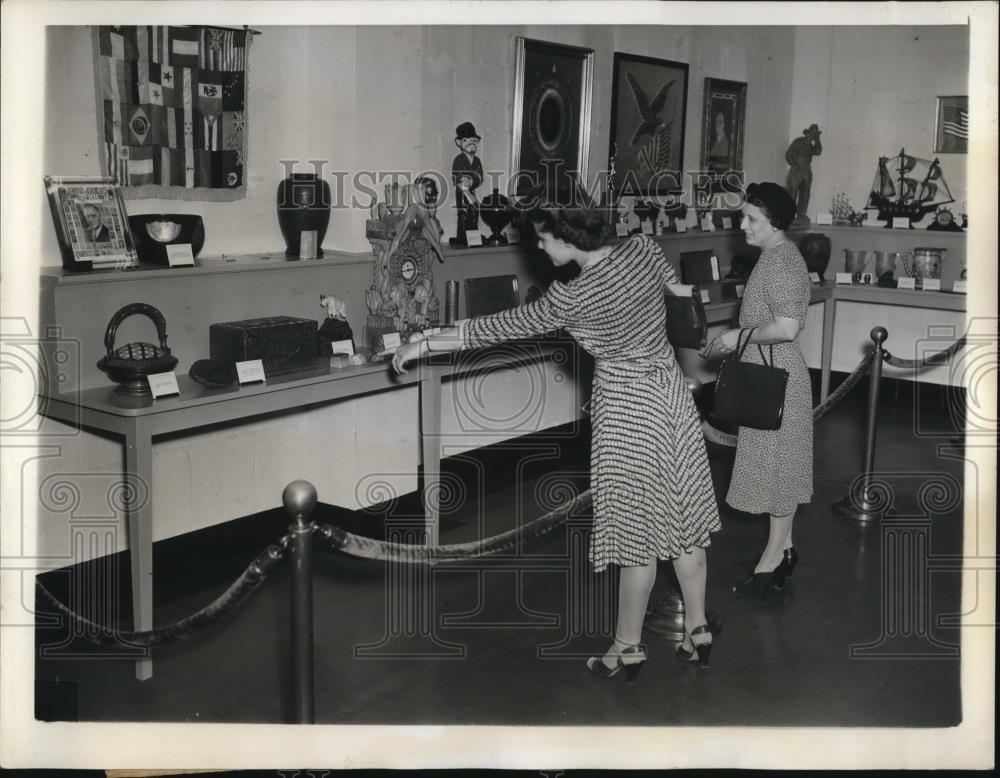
[44,176,138,272]
[934,95,968,154]
[700,78,747,193]
[608,52,689,200]
[510,37,594,199]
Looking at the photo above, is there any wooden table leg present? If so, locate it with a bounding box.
[820,295,837,402]
[124,416,154,680]
[419,367,443,549]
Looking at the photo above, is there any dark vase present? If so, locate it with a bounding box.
[479,189,512,246]
[799,232,832,281]
[276,174,332,258]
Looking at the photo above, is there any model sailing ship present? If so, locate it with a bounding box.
[865,148,954,226]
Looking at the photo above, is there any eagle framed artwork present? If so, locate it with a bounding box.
[608,52,689,200]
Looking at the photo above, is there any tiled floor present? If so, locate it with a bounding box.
[35,378,965,728]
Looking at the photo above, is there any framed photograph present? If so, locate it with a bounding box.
[44,176,138,272]
[608,52,689,200]
[934,95,968,154]
[510,37,594,199]
[700,78,748,193]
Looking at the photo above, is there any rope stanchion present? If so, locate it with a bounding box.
[283,480,317,724]
[35,535,291,647]
[833,326,890,523]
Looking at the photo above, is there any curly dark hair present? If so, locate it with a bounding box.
[520,186,609,251]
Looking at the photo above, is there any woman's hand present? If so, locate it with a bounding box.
[716,328,744,356]
[391,338,428,375]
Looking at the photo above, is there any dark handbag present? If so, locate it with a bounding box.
[663,283,708,349]
[712,328,788,430]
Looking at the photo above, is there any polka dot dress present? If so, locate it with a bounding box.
[463,235,721,571]
[725,239,814,516]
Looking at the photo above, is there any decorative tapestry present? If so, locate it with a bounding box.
[92,25,252,201]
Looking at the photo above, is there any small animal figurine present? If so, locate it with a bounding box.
[320,293,348,320]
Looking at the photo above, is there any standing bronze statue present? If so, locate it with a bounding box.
[784,124,822,223]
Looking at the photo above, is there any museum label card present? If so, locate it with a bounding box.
[922,278,941,291]
[330,339,354,356]
[299,230,318,259]
[721,216,733,230]
[809,271,822,283]
[735,284,745,298]
[615,223,630,238]
[892,217,910,230]
[675,222,687,233]
[897,277,916,290]
[166,244,195,267]
[700,289,711,304]
[236,359,266,384]
[147,371,180,398]
[815,212,833,225]
[641,219,654,235]
[952,280,967,293]
[700,216,715,232]
[835,272,853,285]
[465,230,483,247]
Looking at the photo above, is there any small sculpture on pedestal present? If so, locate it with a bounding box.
[317,293,355,357]
[450,122,484,246]
[785,123,822,227]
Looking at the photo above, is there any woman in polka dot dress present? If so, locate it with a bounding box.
[712,182,814,600]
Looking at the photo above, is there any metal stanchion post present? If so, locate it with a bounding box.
[833,326,889,522]
[283,480,317,724]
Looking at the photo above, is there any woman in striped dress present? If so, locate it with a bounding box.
[393,196,722,676]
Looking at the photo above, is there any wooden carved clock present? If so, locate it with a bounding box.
[364,184,443,353]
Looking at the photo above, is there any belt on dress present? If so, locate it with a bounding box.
[582,357,672,414]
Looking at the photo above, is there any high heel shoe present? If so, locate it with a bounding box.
[586,643,646,683]
[675,625,713,669]
[771,547,800,590]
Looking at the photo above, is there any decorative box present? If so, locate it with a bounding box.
[209,316,319,373]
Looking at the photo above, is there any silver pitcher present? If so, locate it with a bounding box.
[873,250,900,277]
[844,249,868,274]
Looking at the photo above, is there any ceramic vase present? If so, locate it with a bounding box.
[799,232,832,281]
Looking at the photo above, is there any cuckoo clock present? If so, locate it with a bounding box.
[364,183,444,354]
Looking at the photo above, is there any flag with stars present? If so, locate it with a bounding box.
[94,25,252,201]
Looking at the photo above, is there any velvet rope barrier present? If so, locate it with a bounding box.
[882,336,966,369]
[314,490,593,563]
[35,533,292,647]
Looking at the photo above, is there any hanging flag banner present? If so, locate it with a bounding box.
[93,25,252,201]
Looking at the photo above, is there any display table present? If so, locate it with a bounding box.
[37,342,573,680]
[36,242,967,680]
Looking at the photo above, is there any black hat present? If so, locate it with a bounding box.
[456,122,481,140]
[745,182,797,230]
[189,358,237,388]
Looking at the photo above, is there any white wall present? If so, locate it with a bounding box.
[789,25,969,226]
[42,25,796,264]
[35,23,801,561]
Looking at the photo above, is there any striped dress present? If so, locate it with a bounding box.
[463,235,721,571]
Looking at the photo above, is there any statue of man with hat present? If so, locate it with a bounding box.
[784,123,823,224]
[450,121,484,246]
